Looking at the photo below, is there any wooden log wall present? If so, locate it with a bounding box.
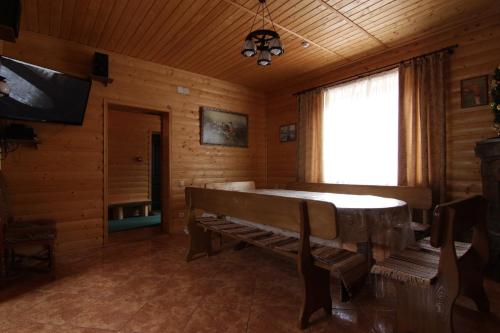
[266,16,500,201]
[267,95,297,186]
[0,31,266,253]
[108,110,160,204]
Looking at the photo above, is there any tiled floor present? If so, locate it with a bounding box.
[1,233,499,333]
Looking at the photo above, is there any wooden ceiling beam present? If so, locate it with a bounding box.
[220,0,349,60]
[315,0,388,49]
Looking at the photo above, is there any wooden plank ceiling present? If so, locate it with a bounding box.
[19,0,498,92]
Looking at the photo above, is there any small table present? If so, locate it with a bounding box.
[108,200,151,220]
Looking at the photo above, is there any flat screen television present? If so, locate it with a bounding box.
[0,56,91,125]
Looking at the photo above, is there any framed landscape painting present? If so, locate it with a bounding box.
[461,75,488,108]
[200,107,248,147]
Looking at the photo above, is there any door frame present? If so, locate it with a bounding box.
[103,100,172,242]
[150,131,161,212]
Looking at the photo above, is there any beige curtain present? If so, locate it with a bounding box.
[398,52,448,204]
[297,89,324,183]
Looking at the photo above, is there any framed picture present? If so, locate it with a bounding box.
[280,123,297,142]
[461,75,488,108]
[200,106,248,147]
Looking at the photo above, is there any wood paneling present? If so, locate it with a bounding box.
[107,110,160,204]
[18,0,498,91]
[1,31,266,254]
[267,93,297,186]
[266,17,500,200]
[1,1,498,254]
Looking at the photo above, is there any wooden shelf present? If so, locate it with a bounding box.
[1,137,40,148]
[90,74,114,86]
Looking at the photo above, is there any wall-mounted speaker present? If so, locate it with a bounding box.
[0,0,21,42]
[92,52,109,78]
[91,52,113,86]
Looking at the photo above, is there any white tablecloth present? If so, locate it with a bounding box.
[230,189,414,249]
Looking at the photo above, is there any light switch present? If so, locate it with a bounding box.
[176,86,190,95]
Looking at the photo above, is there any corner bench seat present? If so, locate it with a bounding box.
[369,195,489,333]
[196,216,367,289]
[372,237,471,285]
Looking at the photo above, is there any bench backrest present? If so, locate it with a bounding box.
[205,181,256,191]
[286,182,432,210]
[185,187,338,240]
[430,195,489,316]
[431,195,488,249]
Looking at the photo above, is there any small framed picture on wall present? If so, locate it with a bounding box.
[461,75,488,108]
[280,123,296,142]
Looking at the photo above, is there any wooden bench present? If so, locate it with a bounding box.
[371,195,490,333]
[185,186,370,329]
[205,180,256,191]
[286,182,433,231]
[108,200,151,220]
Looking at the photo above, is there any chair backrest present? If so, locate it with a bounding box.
[205,181,256,191]
[287,182,432,210]
[0,173,11,226]
[430,195,488,248]
[185,187,338,240]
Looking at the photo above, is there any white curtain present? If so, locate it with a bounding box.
[322,68,399,185]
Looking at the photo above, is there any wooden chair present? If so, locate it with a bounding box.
[0,174,57,278]
[371,195,490,333]
[185,187,370,329]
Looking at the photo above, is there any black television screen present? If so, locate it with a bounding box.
[0,56,91,125]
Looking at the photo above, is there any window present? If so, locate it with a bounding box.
[322,68,399,185]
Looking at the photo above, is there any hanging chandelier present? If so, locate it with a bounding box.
[241,0,284,66]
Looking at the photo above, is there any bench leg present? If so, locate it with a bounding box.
[465,277,490,313]
[186,221,212,262]
[459,251,490,312]
[233,241,250,251]
[5,247,14,276]
[0,247,5,277]
[113,207,124,220]
[141,204,149,217]
[298,265,332,329]
[395,281,456,333]
[48,243,56,280]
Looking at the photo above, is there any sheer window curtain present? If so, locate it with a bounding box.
[323,69,399,185]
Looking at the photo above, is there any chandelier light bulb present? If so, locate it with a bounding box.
[269,38,284,56]
[241,39,257,57]
[257,50,272,66]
